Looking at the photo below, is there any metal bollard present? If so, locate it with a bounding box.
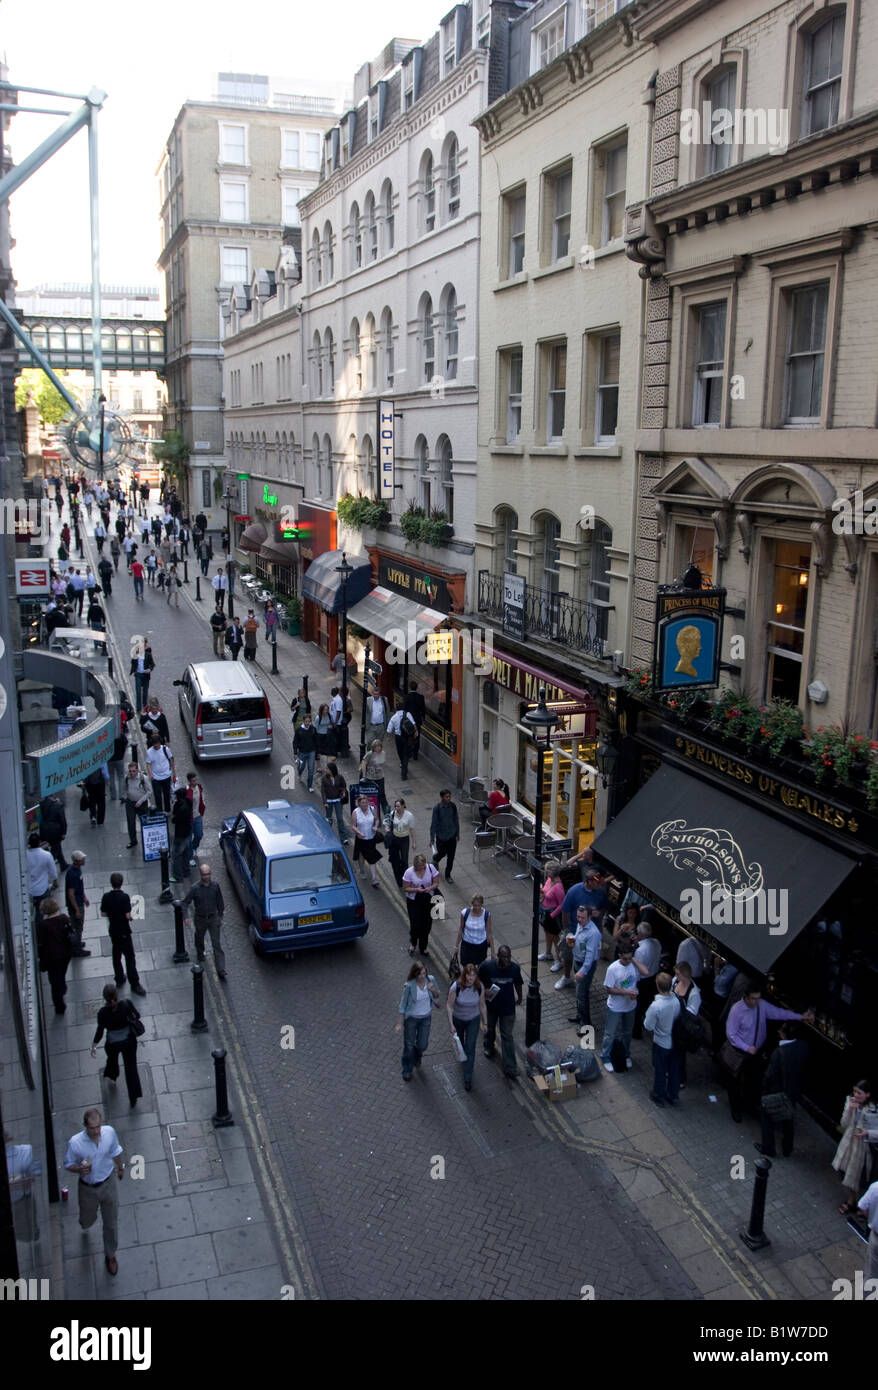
[183,560,189,584]
[172,900,190,964]
[191,964,208,1032]
[158,849,173,904]
[740,1156,772,1250]
[271,642,278,674]
[228,592,235,621]
[107,654,113,679]
[195,575,201,602]
[211,1048,234,1128]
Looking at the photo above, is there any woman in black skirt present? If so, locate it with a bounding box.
[352,794,382,888]
[90,983,143,1107]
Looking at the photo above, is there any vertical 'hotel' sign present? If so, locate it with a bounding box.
[377,399,395,502]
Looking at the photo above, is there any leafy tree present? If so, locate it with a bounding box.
[15,368,76,426]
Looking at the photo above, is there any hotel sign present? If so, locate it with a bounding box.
[377,399,395,502]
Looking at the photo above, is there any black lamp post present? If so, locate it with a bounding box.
[522,687,558,1047]
[335,551,353,758]
[221,488,234,619]
[97,393,106,482]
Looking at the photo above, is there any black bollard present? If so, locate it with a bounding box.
[183,559,189,584]
[172,899,190,964]
[271,641,278,674]
[211,1048,234,1128]
[228,592,235,621]
[158,848,173,905]
[195,575,201,602]
[740,1156,772,1250]
[191,963,208,1032]
[107,654,113,679]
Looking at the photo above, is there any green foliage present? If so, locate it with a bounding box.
[153,429,190,464]
[400,505,450,545]
[15,368,75,426]
[336,493,388,530]
[804,727,870,787]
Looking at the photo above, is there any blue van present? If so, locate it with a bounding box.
[219,800,368,956]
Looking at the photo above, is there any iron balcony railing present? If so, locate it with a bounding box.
[477,570,611,659]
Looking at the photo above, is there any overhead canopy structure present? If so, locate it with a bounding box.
[300,550,372,614]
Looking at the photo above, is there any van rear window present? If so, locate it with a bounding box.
[269,852,351,893]
[199,697,266,723]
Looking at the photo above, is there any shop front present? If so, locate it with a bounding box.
[298,506,337,653]
[474,644,599,852]
[594,702,878,1131]
[346,549,467,772]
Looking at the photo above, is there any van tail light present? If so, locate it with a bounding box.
[264,698,272,735]
[260,917,276,935]
[355,903,365,922]
[195,703,204,743]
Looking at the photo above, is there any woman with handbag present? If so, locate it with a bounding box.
[123,762,151,847]
[386,797,416,887]
[90,983,143,1107]
[352,794,382,889]
[538,860,565,969]
[395,962,441,1081]
[455,894,495,968]
[36,897,74,1013]
[832,1078,878,1213]
[447,963,489,1093]
[401,853,439,956]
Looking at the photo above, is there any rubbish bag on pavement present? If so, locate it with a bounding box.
[525,1040,562,1075]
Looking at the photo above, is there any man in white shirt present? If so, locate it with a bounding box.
[366,692,388,744]
[211,567,229,612]
[600,945,639,1073]
[145,736,175,812]
[676,933,709,983]
[387,707,418,780]
[632,921,662,1040]
[27,833,57,912]
[644,973,681,1106]
[64,1108,124,1276]
[857,1179,878,1282]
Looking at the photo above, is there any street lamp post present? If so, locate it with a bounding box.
[359,640,372,763]
[335,552,353,758]
[522,687,558,1047]
[222,488,234,620]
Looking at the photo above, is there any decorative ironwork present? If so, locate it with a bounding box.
[477,570,610,658]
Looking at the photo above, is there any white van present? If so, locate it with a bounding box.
[173,661,272,762]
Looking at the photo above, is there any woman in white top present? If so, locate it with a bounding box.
[360,739,389,814]
[351,794,382,888]
[386,797,416,887]
[395,961,440,1081]
[401,853,439,956]
[455,893,494,968]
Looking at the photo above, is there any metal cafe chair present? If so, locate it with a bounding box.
[465,777,488,825]
[472,828,497,867]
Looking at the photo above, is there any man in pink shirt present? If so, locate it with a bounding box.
[724,983,814,1122]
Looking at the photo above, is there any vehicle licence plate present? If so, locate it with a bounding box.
[221,728,248,740]
[298,912,333,926]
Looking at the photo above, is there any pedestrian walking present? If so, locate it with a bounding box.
[225,615,244,661]
[832,1079,878,1213]
[165,564,181,606]
[396,961,441,1081]
[70,568,86,615]
[264,599,279,646]
[753,1021,809,1157]
[401,853,439,956]
[123,762,150,847]
[403,680,426,760]
[479,945,523,1077]
[130,643,155,707]
[39,792,68,869]
[109,536,121,571]
[170,785,194,882]
[293,712,319,791]
[364,690,388,745]
[198,538,212,577]
[600,944,639,1073]
[430,789,460,884]
[352,793,382,889]
[210,602,227,657]
[140,695,170,744]
[159,537,171,569]
[122,534,136,569]
[130,558,145,600]
[64,851,91,955]
[97,555,113,597]
[538,860,565,969]
[386,797,415,886]
[178,521,190,557]
[106,720,128,802]
[145,735,175,813]
[455,893,495,968]
[185,772,205,860]
[359,740,388,814]
[91,985,143,1107]
[289,688,310,729]
[83,764,109,825]
[211,567,228,611]
[86,593,106,651]
[644,973,682,1106]
[27,831,58,919]
[36,897,73,1013]
[568,904,603,1033]
[243,608,259,660]
[447,963,489,1093]
[320,763,347,840]
[94,520,106,552]
[100,873,146,994]
[180,864,227,979]
[145,550,157,586]
[314,703,333,764]
[64,1110,125,1277]
[386,707,418,780]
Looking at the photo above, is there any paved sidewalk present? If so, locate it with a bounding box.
[42,502,867,1301]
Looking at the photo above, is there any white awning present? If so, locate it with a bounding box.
[346,586,446,650]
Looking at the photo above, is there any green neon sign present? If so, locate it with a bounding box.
[263,484,278,507]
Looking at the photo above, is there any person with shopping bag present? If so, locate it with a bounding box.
[446,963,489,1093]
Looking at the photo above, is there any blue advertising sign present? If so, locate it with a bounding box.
[653,586,725,694]
[31,715,115,796]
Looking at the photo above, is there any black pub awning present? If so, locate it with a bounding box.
[301,550,372,614]
[593,765,856,974]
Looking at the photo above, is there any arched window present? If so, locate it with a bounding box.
[323,220,334,279]
[380,306,395,387]
[420,295,434,384]
[350,202,362,269]
[533,513,561,596]
[415,435,430,512]
[312,330,323,396]
[323,433,334,500]
[444,134,460,220]
[363,192,377,262]
[441,286,458,380]
[344,434,358,496]
[381,179,394,251]
[579,518,612,642]
[312,228,322,286]
[362,433,374,479]
[350,318,361,391]
[494,507,518,576]
[324,328,335,393]
[289,432,297,481]
[312,432,322,498]
[437,435,453,526]
[421,151,435,233]
[362,313,376,392]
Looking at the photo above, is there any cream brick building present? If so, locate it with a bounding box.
[157,75,338,525]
